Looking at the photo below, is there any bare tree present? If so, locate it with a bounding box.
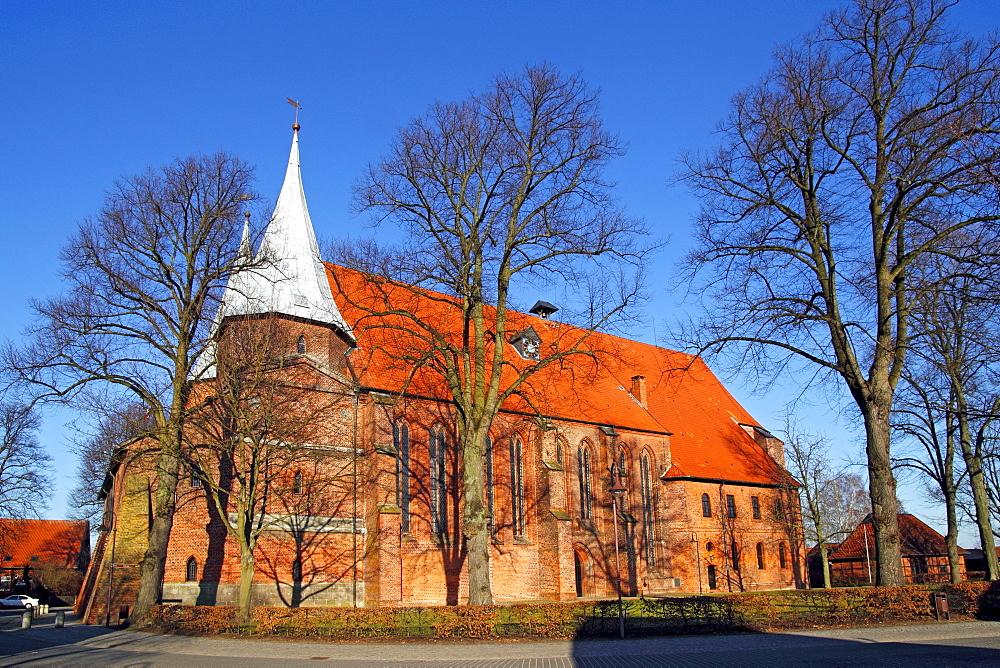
[0,400,51,519]
[783,419,868,588]
[67,403,150,523]
[185,320,354,621]
[893,375,965,583]
[347,64,651,604]
[679,0,1000,586]
[6,153,261,623]
[895,244,1000,581]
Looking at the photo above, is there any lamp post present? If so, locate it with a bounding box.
[609,464,626,639]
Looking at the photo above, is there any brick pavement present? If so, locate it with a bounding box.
[3,610,1000,667]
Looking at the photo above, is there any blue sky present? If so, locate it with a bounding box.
[3,1,997,543]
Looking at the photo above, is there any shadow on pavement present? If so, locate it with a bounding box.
[0,608,120,660]
[569,626,1000,667]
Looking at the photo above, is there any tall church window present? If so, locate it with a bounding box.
[577,444,593,520]
[779,542,788,569]
[751,496,761,519]
[701,493,711,517]
[430,425,448,535]
[293,471,303,495]
[485,436,496,536]
[394,420,410,531]
[297,335,306,354]
[510,436,525,538]
[618,448,628,478]
[756,542,765,569]
[726,494,737,519]
[640,454,656,568]
[185,556,198,582]
[731,542,740,571]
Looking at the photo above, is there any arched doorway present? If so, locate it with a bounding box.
[573,547,590,597]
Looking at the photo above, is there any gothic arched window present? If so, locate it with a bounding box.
[185,556,198,582]
[394,420,410,532]
[429,425,448,535]
[640,454,656,568]
[293,471,303,495]
[756,543,765,570]
[297,335,306,354]
[510,436,525,538]
[577,444,593,520]
[779,542,788,569]
[485,436,495,536]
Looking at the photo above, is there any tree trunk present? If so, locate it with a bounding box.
[953,401,999,580]
[960,446,999,581]
[944,491,962,584]
[131,447,180,625]
[236,542,255,622]
[862,405,905,586]
[463,426,493,605]
[819,543,831,589]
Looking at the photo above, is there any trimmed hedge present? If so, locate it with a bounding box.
[147,581,1000,640]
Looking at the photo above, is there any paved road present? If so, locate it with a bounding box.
[2,608,1000,667]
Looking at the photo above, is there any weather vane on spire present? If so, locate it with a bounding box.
[286,97,302,131]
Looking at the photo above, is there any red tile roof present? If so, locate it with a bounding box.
[327,264,790,487]
[831,514,949,561]
[0,519,89,569]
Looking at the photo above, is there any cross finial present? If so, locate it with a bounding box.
[286,97,302,131]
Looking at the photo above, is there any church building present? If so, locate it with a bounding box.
[77,125,803,621]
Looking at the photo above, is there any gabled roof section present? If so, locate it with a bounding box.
[830,514,952,560]
[219,127,352,335]
[0,519,90,569]
[326,264,791,487]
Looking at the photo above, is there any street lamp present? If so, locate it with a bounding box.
[609,463,627,639]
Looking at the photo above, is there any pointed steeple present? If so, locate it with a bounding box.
[219,124,352,335]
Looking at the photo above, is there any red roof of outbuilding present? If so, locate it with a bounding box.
[0,519,90,569]
[327,264,790,487]
[830,514,952,561]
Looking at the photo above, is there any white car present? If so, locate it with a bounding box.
[0,594,39,609]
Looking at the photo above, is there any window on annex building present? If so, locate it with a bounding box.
[186,556,198,582]
[393,420,411,532]
[430,425,448,535]
[701,493,711,517]
[578,444,593,520]
[751,496,761,520]
[756,543,765,570]
[510,436,526,538]
[726,494,737,519]
[640,454,656,568]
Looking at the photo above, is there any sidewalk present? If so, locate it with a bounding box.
[4,612,1000,664]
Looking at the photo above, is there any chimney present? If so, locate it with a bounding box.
[630,375,647,408]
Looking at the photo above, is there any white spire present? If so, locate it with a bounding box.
[219,126,352,335]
